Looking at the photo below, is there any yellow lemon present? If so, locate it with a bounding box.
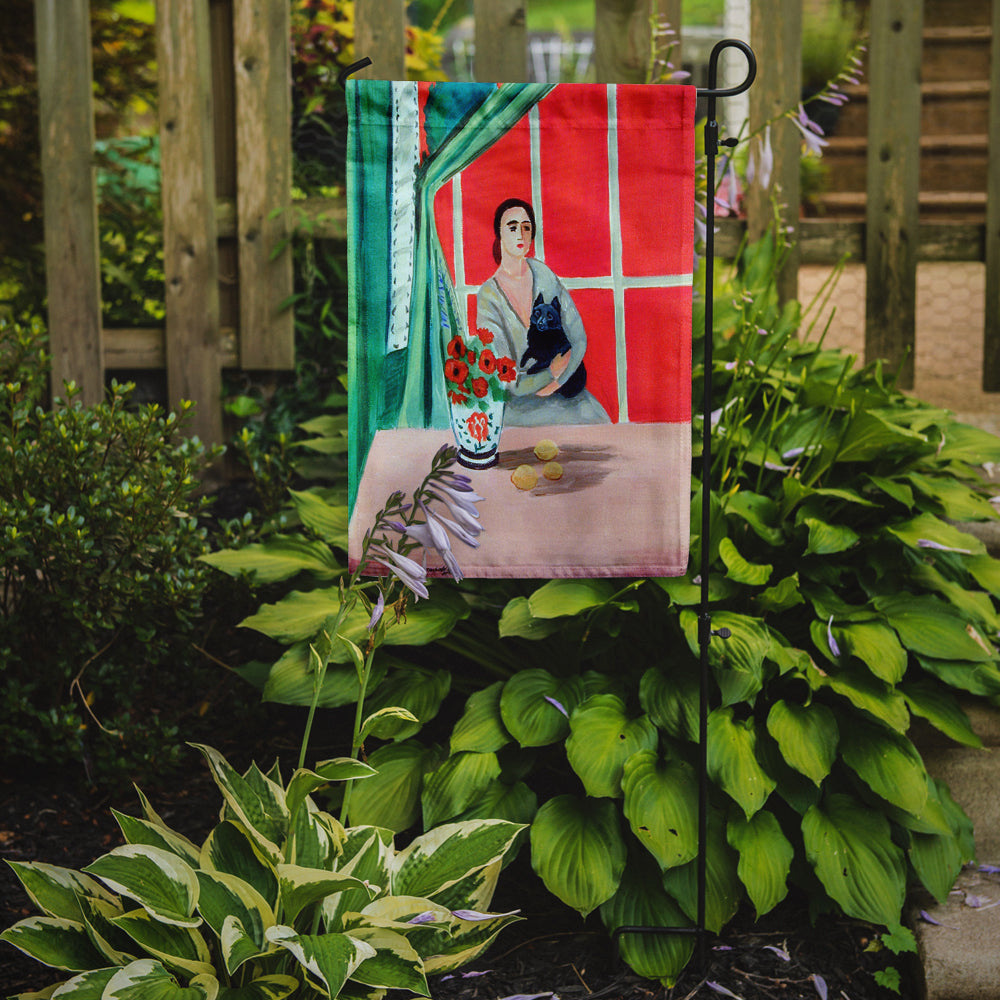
[542,461,563,481]
[511,464,539,490]
[534,438,559,461]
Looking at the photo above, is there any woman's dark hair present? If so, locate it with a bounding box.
[492,198,535,264]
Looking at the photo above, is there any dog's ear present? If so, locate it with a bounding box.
[552,297,561,316]
[534,293,544,307]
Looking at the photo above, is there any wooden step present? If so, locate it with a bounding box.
[813,190,987,222]
[922,25,993,83]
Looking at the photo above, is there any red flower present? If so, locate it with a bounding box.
[496,356,518,383]
[478,349,496,375]
[448,389,469,405]
[466,411,489,443]
[472,377,489,398]
[474,327,495,345]
[444,359,469,385]
[447,335,466,359]
[466,348,477,368]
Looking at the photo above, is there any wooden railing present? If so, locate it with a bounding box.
[32,0,1000,445]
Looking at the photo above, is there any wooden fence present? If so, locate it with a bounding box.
[33,0,1000,445]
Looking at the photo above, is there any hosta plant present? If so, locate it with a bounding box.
[1,743,523,999]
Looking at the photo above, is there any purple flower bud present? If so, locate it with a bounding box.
[544,695,569,717]
[827,616,841,658]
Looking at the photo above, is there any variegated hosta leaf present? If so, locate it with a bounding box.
[42,966,118,997]
[621,751,699,871]
[110,908,214,979]
[706,707,776,819]
[391,820,524,902]
[838,718,929,817]
[83,845,200,928]
[195,871,274,973]
[200,822,278,910]
[362,668,452,742]
[727,810,793,918]
[0,916,107,971]
[639,665,699,743]
[661,810,742,934]
[78,894,136,966]
[765,700,838,786]
[529,795,626,917]
[499,669,585,747]
[420,859,501,916]
[276,865,375,925]
[802,793,906,926]
[102,958,218,999]
[566,695,658,799]
[285,760,375,824]
[191,746,287,863]
[4,862,118,922]
[112,811,202,868]
[265,925,375,998]
[346,740,442,833]
[421,751,502,829]
[450,681,511,754]
[220,915,271,980]
[288,801,344,870]
[213,974,299,999]
[323,829,393,931]
[599,853,694,987]
[344,926,429,995]
[421,906,523,975]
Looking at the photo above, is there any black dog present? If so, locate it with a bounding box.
[519,294,586,399]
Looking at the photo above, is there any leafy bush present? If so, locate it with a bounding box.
[1,743,524,998]
[210,231,1000,985]
[0,317,221,783]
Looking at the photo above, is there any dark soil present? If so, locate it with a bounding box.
[0,744,916,1000]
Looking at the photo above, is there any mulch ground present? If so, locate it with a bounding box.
[0,741,914,1000]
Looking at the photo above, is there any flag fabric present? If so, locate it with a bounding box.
[347,80,696,579]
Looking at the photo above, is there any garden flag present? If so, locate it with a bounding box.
[347,80,695,578]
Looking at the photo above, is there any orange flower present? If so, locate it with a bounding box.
[478,349,496,376]
[496,356,517,383]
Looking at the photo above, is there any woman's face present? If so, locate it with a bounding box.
[498,206,533,261]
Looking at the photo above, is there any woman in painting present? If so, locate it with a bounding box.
[476,198,610,426]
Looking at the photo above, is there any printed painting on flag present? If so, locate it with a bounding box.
[347,80,695,578]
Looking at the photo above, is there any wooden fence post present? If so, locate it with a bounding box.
[474,0,527,82]
[746,0,801,305]
[983,0,1000,390]
[864,0,923,389]
[34,0,104,405]
[233,0,294,370]
[354,0,406,79]
[594,0,652,83]
[157,0,223,445]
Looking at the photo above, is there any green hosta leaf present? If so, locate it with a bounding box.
[718,537,772,585]
[916,655,1000,697]
[621,751,699,871]
[103,959,218,999]
[707,708,776,819]
[497,596,564,639]
[680,610,770,706]
[288,489,349,547]
[216,975,299,999]
[839,718,929,817]
[499,670,584,747]
[111,908,214,978]
[527,579,617,618]
[727,811,793,917]
[874,593,995,662]
[661,810,741,933]
[83,846,200,928]
[935,421,1000,464]
[265,926,375,997]
[530,795,626,917]
[654,573,737,606]
[909,827,966,905]
[599,853,694,987]
[901,680,982,748]
[835,621,907,684]
[835,410,927,463]
[802,793,906,926]
[802,517,859,556]
[886,512,985,557]
[450,682,511,754]
[421,751,502,828]
[639,664,699,743]
[277,865,374,925]
[966,553,1000,597]
[755,573,805,614]
[285,759,375,823]
[200,822,278,910]
[4,862,118,923]
[724,490,784,545]
[195,871,273,974]
[261,643,385,709]
[392,820,524,901]
[866,474,914,509]
[345,926,428,994]
[566,695,658,798]
[346,740,442,832]
[765,700,838,786]
[112,812,201,868]
[809,661,910,732]
[200,535,342,584]
[0,916,107,971]
[362,667,451,740]
[191,746,287,863]
[453,779,538,827]
[905,472,998,522]
[910,562,1000,633]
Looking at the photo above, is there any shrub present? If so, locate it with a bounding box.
[0,317,220,784]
